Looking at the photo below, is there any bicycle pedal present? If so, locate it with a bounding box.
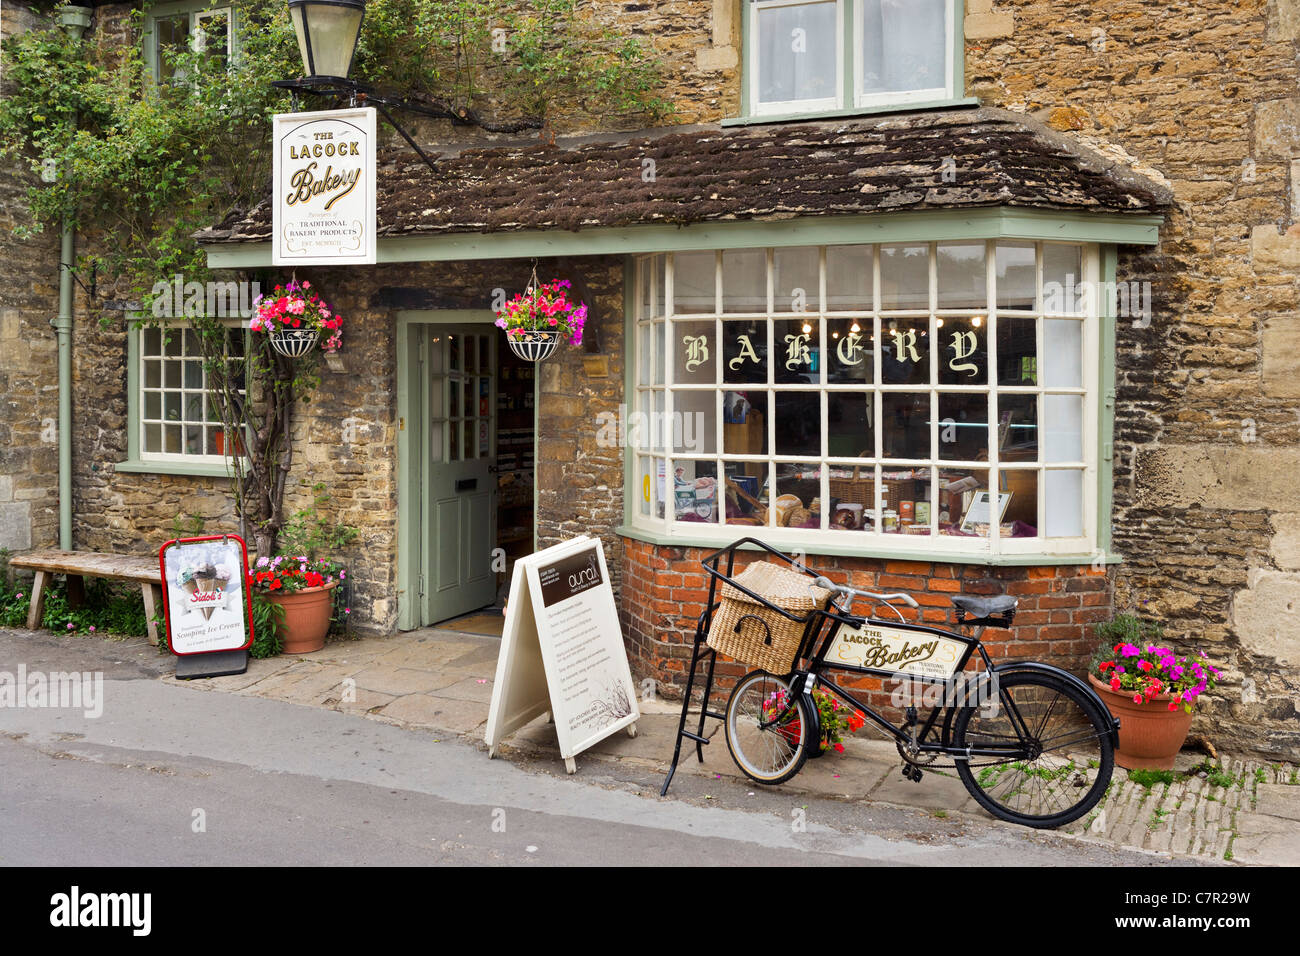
[901,765,923,784]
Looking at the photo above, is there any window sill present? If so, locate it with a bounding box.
[114,459,239,478]
[722,97,982,128]
[615,524,1122,567]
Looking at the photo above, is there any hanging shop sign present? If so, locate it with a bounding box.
[272,106,376,266]
[159,535,254,656]
[825,621,966,680]
[485,536,639,773]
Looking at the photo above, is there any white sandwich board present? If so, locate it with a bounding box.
[485,536,639,773]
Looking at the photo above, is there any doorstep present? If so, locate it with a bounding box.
[163,628,1299,865]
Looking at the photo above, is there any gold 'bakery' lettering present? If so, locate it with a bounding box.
[728,334,760,371]
[289,141,361,159]
[286,162,361,211]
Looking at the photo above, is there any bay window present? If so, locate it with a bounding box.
[629,240,1101,558]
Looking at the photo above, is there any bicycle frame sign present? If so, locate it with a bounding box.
[825,620,968,680]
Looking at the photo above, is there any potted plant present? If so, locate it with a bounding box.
[494,277,586,362]
[762,687,866,756]
[1087,614,1222,770]
[249,555,346,654]
[250,279,344,358]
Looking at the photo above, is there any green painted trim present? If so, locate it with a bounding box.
[126,318,141,463]
[952,0,966,96]
[622,258,637,532]
[1098,245,1119,562]
[395,316,416,630]
[740,0,752,119]
[204,209,1163,269]
[721,98,982,127]
[614,525,1122,567]
[114,460,237,478]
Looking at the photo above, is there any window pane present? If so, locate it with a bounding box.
[164,360,181,389]
[651,321,665,386]
[194,10,230,70]
[145,423,162,453]
[774,317,817,383]
[859,0,947,94]
[638,258,651,318]
[143,328,161,356]
[155,14,190,82]
[879,244,929,310]
[882,392,929,460]
[936,242,986,309]
[1045,469,1084,537]
[881,319,928,385]
[722,249,766,313]
[828,462,874,530]
[144,392,161,420]
[996,316,1037,385]
[144,360,161,389]
[653,255,667,316]
[774,392,820,457]
[723,390,766,454]
[937,393,987,462]
[673,390,717,454]
[1043,394,1083,462]
[936,314,986,385]
[637,324,651,383]
[672,461,719,524]
[448,421,460,461]
[775,463,823,528]
[673,252,715,314]
[826,245,873,311]
[1000,469,1039,534]
[998,393,1039,462]
[827,392,873,458]
[995,243,1036,309]
[637,456,654,516]
[652,391,666,451]
[878,467,929,535]
[937,468,991,536]
[1042,319,1082,387]
[723,320,768,384]
[773,246,819,312]
[674,320,716,385]
[757,1,838,104]
[1042,244,1084,313]
[723,462,767,526]
[827,318,873,384]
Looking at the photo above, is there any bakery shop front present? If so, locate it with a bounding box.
[198,107,1169,698]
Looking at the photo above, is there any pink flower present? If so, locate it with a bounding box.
[66,623,74,630]
[89,626,95,633]
[1133,693,1142,703]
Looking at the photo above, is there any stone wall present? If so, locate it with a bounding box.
[0,1,61,558]
[963,0,1300,758]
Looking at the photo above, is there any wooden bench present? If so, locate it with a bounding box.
[8,550,164,644]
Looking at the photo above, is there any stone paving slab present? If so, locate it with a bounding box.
[378,693,487,734]
[350,666,452,697]
[1255,784,1300,822]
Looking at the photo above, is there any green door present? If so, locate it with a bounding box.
[408,324,498,625]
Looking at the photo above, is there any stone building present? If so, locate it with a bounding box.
[2,0,1298,761]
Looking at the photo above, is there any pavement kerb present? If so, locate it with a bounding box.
[160,627,1297,866]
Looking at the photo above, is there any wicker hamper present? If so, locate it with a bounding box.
[706,561,830,673]
[828,465,908,513]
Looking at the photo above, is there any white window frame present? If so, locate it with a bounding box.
[133,320,248,467]
[749,0,845,117]
[852,0,954,109]
[628,242,1101,561]
[746,0,958,116]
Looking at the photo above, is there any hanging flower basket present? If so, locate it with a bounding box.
[495,267,586,363]
[269,327,320,358]
[250,279,343,360]
[506,329,561,363]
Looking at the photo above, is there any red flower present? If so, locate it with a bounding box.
[1133,693,1143,703]
[1110,677,1121,691]
[1098,661,1112,671]
[1138,660,1152,672]
[269,578,282,590]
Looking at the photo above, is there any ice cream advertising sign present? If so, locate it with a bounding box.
[272,107,376,265]
[159,535,253,655]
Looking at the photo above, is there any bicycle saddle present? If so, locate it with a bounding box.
[950,594,1017,619]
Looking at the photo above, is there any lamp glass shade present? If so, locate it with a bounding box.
[289,0,364,79]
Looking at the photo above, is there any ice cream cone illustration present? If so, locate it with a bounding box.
[178,568,199,616]
[193,564,218,620]
[215,565,232,614]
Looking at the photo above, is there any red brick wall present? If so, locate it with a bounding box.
[619,536,1113,719]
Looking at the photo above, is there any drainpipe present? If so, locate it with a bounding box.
[53,6,93,551]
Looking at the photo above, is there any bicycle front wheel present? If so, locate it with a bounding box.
[953,670,1114,828]
[724,671,812,786]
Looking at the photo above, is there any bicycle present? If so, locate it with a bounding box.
[661,538,1119,829]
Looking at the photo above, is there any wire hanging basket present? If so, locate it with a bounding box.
[501,261,568,363]
[269,327,320,359]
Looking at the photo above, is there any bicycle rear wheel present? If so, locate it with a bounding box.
[724,671,811,785]
[953,670,1113,828]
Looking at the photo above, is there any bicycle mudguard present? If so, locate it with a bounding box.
[940,661,1121,749]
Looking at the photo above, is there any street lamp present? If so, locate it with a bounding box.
[286,0,366,87]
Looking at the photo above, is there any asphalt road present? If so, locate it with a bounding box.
[0,629,1199,867]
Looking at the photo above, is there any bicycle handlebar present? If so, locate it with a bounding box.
[811,576,920,609]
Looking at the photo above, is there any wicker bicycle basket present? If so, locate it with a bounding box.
[706,561,830,673]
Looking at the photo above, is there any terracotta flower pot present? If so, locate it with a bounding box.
[267,581,337,655]
[1088,673,1194,770]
